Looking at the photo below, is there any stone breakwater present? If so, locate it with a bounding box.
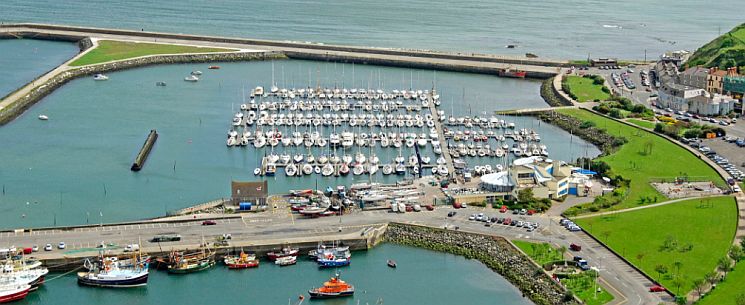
[0,51,285,125]
[384,223,576,305]
[536,110,626,155]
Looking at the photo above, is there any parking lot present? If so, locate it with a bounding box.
[687,140,744,191]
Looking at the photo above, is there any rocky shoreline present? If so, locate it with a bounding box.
[0,51,286,125]
[384,223,576,305]
[535,110,625,155]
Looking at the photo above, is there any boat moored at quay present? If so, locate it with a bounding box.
[77,254,149,288]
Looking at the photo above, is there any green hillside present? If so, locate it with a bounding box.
[685,23,745,71]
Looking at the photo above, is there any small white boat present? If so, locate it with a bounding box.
[191,70,203,76]
[382,164,393,175]
[253,168,261,175]
[184,75,199,82]
[38,115,49,120]
[93,74,109,81]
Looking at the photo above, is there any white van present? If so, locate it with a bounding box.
[124,244,140,252]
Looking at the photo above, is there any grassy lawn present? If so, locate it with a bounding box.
[563,273,615,305]
[564,75,611,102]
[513,240,564,265]
[697,262,745,305]
[513,240,614,304]
[70,40,235,66]
[575,196,737,295]
[559,109,725,211]
[627,119,656,129]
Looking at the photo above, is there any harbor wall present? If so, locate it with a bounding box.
[0,23,570,67]
[284,51,557,79]
[39,224,383,272]
[0,51,285,125]
[384,223,575,305]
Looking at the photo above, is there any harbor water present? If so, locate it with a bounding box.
[21,244,534,305]
[0,56,599,229]
[0,0,740,59]
[0,39,78,98]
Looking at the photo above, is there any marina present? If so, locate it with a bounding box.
[0,59,598,229]
[228,85,555,180]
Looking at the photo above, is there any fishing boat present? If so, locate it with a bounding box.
[167,248,216,274]
[266,247,299,261]
[0,264,48,291]
[317,255,350,268]
[184,75,199,82]
[223,252,259,269]
[208,65,221,70]
[497,68,526,78]
[0,283,30,303]
[387,260,397,268]
[308,273,355,299]
[274,256,297,266]
[77,255,149,287]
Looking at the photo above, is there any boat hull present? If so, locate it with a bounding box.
[317,260,350,268]
[77,273,148,288]
[0,287,30,303]
[168,261,215,274]
[308,289,354,299]
[226,261,259,269]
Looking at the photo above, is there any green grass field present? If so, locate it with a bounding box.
[563,274,615,305]
[513,240,613,304]
[512,240,564,265]
[70,40,235,66]
[564,76,611,102]
[685,23,745,70]
[627,119,656,129]
[697,262,745,305]
[559,109,725,211]
[576,196,737,295]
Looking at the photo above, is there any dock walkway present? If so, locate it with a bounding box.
[427,91,456,179]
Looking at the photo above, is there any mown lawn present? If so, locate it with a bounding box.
[564,75,611,102]
[563,274,615,305]
[575,196,737,295]
[697,261,745,305]
[70,40,235,66]
[559,108,725,211]
[513,240,614,305]
[512,240,564,265]
[627,118,656,129]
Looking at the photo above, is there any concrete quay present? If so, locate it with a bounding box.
[0,205,662,304]
[0,23,562,79]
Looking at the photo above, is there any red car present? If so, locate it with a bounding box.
[453,202,462,209]
[201,220,217,226]
[570,243,581,251]
[499,205,508,213]
[649,285,666,292]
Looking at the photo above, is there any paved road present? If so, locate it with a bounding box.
[0,206,665,304]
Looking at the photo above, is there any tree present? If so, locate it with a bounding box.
[736,293,745,305]
[654,123,665,133]
[730,245,743,262]
[636,252,646,264]
[609,108,623,118]
[517,188,535,204]
[601,231,611,243]
[558,245,567,260]
[693,278,706,299]
[718,257,733,277]
[705,271,718,287]
[655,264,669,281]
[671,277,685,295]
[672,261,683,277]
[740,238,745,250]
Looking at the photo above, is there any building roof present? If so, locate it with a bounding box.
[480,171,514,187]
[682,66,708,77]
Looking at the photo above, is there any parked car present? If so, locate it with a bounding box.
[447,211,456,217]
[57,242,66,249]
[31,245,39,252]
[649,285,666,292]
[202,220,217,226]
[570,243,582,251]
[468,214,476,220]
[44,244,52,251]
[124,244,140,252]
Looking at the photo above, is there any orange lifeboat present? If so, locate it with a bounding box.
[308,273,355,299]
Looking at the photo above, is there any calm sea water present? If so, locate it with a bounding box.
[0,39,78,98]
[20,244,534,305]
[0,0,740,59]
[0,56,599,229]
